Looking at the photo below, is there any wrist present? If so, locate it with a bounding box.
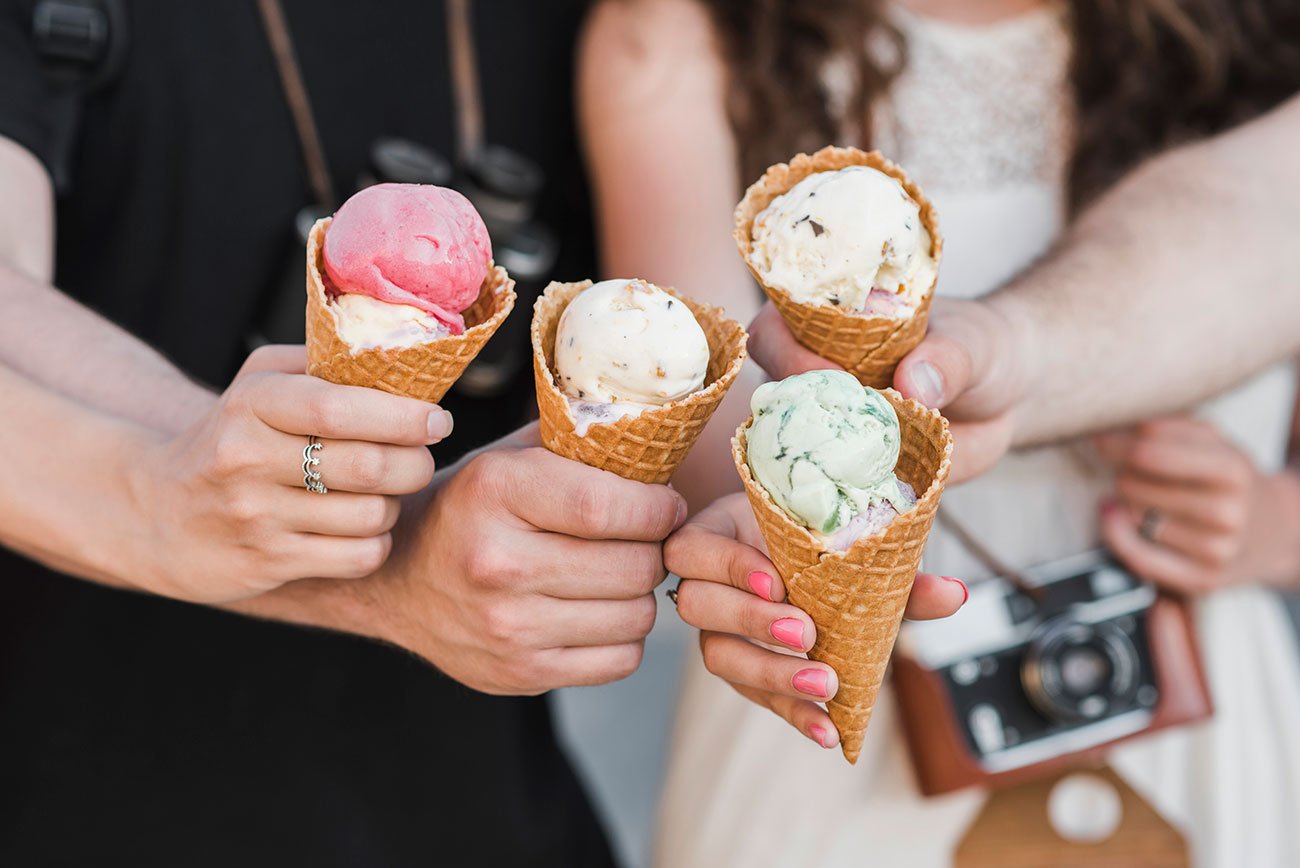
[982,288,1045,448]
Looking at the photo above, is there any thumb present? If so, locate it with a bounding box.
[894,329,973,409]
[236,344,309,379]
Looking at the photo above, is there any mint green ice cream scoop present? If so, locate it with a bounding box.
[745,370,913,534]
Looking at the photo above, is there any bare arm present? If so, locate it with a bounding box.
[0,136,213,433]
[578,0,764,510]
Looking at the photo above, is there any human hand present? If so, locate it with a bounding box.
[363,430,686,695]
[128,345,450,603]
[1097,416,1300,593]
[663,492,968,749]
[748,299,1034,483]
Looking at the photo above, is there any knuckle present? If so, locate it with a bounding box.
[1203,534,1237,567]
[464,545,513,587]
[699,634,726,676]
[225,489,265,526]
[629,543,666,594]
[306,390,350,436]
[482,601,527,647]
[356,496,395,535]
[572,485,611,537]
[674,581,701,625]
[348,535,391,577]
[607,643,644,681]
[630,595,658,638]
[347,445,391,490]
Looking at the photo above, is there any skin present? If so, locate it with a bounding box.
[584,0,1300,745]
[1096,415,1300,595]
[1,134,677,692]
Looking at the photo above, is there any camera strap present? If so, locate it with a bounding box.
[256,0,485,210]
[936,509,1044,602]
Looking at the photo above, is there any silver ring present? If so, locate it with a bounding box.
[303,436,327,494]
[1138,508,1163,543]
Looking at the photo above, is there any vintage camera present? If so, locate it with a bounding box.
[250,139,557,399]
[893,550,1212,796]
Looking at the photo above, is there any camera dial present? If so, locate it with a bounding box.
[1022,616,1141,723]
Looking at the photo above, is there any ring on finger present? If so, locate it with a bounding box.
[1138,507,1164,543]
[666,583,680,607]
[303,435,327,494]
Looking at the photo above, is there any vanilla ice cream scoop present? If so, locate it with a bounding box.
[747,166,936,315]
[554,279,710,406]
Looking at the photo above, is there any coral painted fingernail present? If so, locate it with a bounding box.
[793,668,830,698]
[809,725,834,749]
[770,618,806,650]
[748,570,775,601]
[943,576,969,606]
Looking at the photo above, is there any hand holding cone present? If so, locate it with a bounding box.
[733,388,952,762]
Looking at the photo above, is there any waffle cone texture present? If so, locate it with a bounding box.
[734,146,943,389]
[305,217,516,403]
[733,389,952,762]
[532,280,748,484]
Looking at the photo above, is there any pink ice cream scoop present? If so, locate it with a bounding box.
[323,183,492,335]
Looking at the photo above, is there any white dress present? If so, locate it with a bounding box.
[654,6,1300,867]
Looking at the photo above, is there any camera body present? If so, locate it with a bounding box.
[893,550,1212,796]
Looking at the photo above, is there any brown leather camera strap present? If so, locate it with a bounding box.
[256,0,336,209]
[255,0,486,208]
[937,509,1044,601]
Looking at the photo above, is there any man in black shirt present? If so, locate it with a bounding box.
[0,2,667,864]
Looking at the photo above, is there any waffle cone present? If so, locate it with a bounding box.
[732,389,952,762]
[532,280,747,484]
[305,217,516,402]
[734,146,942,388]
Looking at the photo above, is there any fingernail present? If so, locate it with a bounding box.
[747,570,775,601]
[943,576,969,606]
[674,498,689,530]
[427,410,453,442]
[793,668,830,698]
[809,724,835,749]
[770,618,807,650]
[910,360,944,407]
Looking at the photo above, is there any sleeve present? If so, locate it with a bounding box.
[0,0,64,182]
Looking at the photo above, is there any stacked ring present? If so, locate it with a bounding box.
[303,436,327,494]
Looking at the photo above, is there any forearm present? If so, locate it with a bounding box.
[0,262,215,434]
[992,94,1300,445]
[0,365,161,589]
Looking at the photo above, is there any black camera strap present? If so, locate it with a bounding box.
[936,509,1044,601]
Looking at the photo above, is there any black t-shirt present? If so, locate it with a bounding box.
[0,2,613,866]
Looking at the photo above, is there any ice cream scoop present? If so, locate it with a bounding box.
[747,166,936,315]
[745,370,914,536]
[323,183,491,335]
[554,279,710,406]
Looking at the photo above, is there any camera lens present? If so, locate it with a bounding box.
[366,138,453,187]
[1022,616,1141,722]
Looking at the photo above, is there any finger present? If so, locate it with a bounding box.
[529,595,659,649]
[496,448,687,542]
[1114,473,1244,532]
[747,303,844,380]
[903,573,968,620]
[236,344,309,377]
[1121,437,1237,488]
[276,532,394,581]
[268,432,436,495]
[243,373,453,446]
[1137,515,1238,571]
[895,330,973,409]
[665,501,786,602]
[732,683,839,749]
[1135,415,1221,446]
[277,489,401,538]
[676,579,815,652]
[536,642,646,688]
[947,418,1016,485]
[699,632,838,702]
[1093,429,1137,465]
[1100,504,1216,594]
[532,537,667,600]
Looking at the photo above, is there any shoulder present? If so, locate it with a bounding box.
[578,0,726,120]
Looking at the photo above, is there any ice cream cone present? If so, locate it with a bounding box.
[734,146,942,389]
[532,280,748,484]
[305,217,516,402]
[732,389,952,762]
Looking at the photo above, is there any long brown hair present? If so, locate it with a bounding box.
[701,0,1300,208]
